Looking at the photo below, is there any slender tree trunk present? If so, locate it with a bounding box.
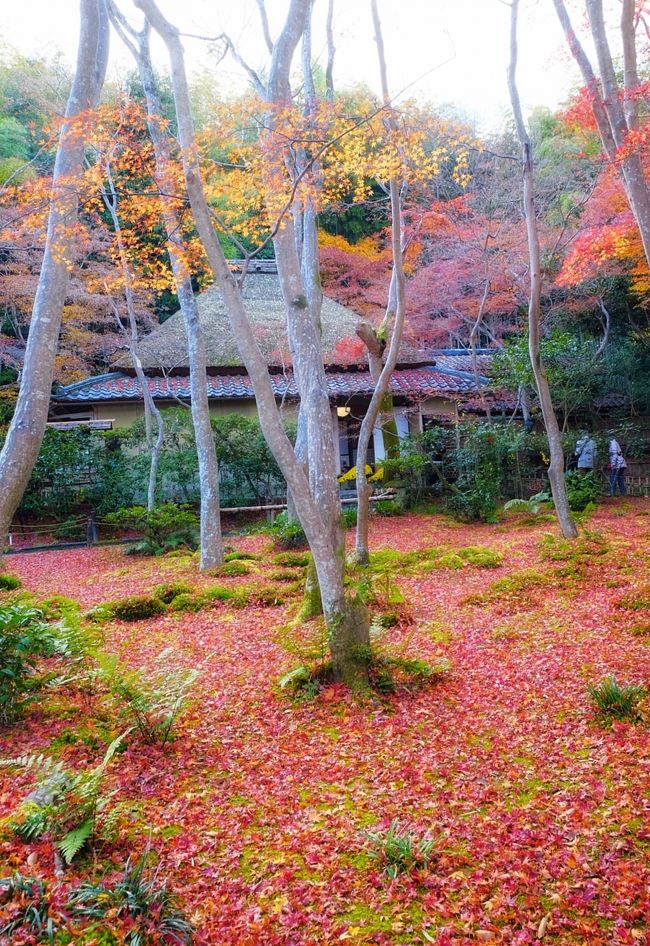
[354,0,407,565]
[100,158,165,513]
[133,0,370,686]
[108,4,224,567]
[0,0,109,548]
[551,0,650,269]
[508,0,577,539]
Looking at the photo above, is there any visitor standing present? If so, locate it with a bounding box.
[575,433,597,472]
[608,439,627,496]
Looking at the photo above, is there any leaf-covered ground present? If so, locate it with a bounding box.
[2,501,650,945]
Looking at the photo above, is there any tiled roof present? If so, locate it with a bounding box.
[53,368,478,404]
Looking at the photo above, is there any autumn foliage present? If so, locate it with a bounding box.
[1,505,649,943]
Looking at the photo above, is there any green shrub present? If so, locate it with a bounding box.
[169,593,203,613]
[111,596,167,622]
[67,850,193,945]
[0,573,21,591]
[272,552,310,568]
[0,605,56,724]
[153,582,193,604]
[588,675,645,721]
[106,504,199,556]
[564,470,601,512]
[367,820,435,878]
[38,594,81,621]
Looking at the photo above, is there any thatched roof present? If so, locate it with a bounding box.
[132,271,426,372]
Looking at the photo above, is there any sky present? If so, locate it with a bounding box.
[1,0,584,132]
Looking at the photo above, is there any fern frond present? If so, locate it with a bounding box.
[58,819,94,864]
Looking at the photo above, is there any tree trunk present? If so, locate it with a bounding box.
[508,0,577,540]
[100,157,165,514]
[133,0,370,686]
[354,0,407,565]
[108,5,224,568]
[0,0,109,548]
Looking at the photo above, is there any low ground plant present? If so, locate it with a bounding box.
[564,470,601,512]
[67,850,193,945]
[0,873,53,941]
[0,605,57,724]
[97,649,198,748]
[366,819,435,878]
[588,675,645,722]
[3,732,127,864]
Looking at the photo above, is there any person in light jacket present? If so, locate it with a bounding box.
[608,438,627,496]
[575,433,597,472]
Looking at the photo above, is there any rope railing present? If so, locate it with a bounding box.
[5,492,397,552]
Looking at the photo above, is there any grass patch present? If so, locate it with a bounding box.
[588,675,645,722]
[268,568,303,583]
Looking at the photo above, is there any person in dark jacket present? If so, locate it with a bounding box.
[608,439,627,496]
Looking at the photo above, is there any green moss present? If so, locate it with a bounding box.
[169,592,204,613]
[618,589,650,611]
[268,568,302,582]
[38,594,80,619]
[153,581,192,604]
[463,569,551,607]
[630,621,650,638]
[272,551,310,568]
[297,559,322,620]
[225,551,259,562]
[202,584,237,602]
[457,545,503,567]
[251,585,287,607]
[219,560,251,577]
[110,595,167,621]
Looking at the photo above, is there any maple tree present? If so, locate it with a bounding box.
[551,0,650,273]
